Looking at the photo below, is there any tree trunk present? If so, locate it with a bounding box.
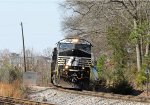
[145,42,149,57]
[136,42,141,71]
[134,19,141,71]
[140,38,143,65]
[145,32,150,56]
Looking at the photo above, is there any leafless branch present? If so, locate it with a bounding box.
[110,0,137,19]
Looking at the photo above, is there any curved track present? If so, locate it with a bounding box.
[1,85,149,105]
[29,85,150,105]
[0,96,54,105]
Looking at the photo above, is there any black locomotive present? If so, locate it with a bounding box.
[51,38,92,89]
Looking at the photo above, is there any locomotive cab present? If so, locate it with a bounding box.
[51,38,92,89]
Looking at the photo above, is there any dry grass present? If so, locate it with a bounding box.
[0,81,22,98]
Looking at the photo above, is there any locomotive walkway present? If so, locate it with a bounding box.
[28,86,150,105]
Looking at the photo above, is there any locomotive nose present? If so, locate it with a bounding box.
[66,57,80,67]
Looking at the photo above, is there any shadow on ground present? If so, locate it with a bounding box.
[88,82,144,96]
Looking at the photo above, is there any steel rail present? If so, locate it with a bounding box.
[0,96,54,105]
[16,85,150,104]
[45,85,150,103]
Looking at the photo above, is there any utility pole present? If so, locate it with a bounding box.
[21,22,27,72]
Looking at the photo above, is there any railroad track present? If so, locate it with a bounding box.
[55,87,150,103]
[29,85,150,104]
[0,96,54,105]
[2,85,148,105]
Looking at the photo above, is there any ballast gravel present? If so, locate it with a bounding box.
[29,86,149,105]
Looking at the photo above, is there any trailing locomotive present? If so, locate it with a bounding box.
[51,38,92,89]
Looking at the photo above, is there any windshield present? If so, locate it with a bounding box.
[75,44,91,53]
[59,43,91,53]
[59,43,74,52]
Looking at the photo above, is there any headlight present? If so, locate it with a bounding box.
[82,66,85,69]
[65,65,69,69]
[72,39,79,43]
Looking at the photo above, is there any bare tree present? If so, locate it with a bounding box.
[43,47,52,58]
[61,0,150,71]
[109,0,150,71]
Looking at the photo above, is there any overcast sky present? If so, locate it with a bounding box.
[0,0,64,54]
